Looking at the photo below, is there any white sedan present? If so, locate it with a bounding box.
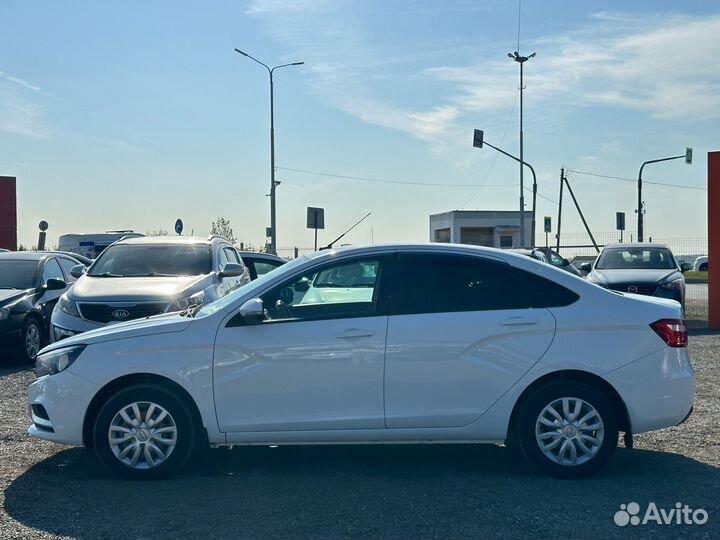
[28,244,694,479]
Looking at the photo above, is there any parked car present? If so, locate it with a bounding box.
[581,243,692,308]
[237,251,286,280]
[58,231,144,259]
[0,252,81,362]
[511,248,548,264]
[29,243,693,480]
[533,247,583,277]
[50,235,250,342]
[35,251,94,267]
[693,256,708,272]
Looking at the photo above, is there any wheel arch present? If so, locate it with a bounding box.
[508,369,631,438]
[82,373,207,449]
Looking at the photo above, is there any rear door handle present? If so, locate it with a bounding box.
[335,328,375,339]
[499,316,539,327]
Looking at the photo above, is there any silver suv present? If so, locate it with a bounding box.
[50,236,250,341]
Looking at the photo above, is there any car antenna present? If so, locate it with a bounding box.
[320,212,372,250]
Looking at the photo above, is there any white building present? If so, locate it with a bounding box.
[429,210,533,248]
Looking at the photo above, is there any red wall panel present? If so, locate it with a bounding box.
[0,176,17,251]
[709,153,720,328]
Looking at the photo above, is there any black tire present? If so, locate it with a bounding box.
[21,317,43,364]
[93,384,198,480]
[699,263,708,272]
[517,381,618,478]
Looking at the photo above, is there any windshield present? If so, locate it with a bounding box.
[88,244,212,277]
[595,248,677,270]
[0,260,40,289]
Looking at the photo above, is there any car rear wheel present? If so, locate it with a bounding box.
[699,263,708,272]
[517,381,618,478]
[22,317,42,364]
[93,385,198,479]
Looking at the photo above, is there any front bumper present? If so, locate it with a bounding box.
[27,368,97,445]
[606,346,695,434]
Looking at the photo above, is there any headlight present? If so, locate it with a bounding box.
[35,345,86,378]
[57,294,80,317]
[168,291,205,312]
[0,307,9,320]
[660,277,684,291]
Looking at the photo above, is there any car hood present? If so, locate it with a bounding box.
[0,288,31,305]
[39,312,193,354]
[591,268,679,284]
[69,275,208,301]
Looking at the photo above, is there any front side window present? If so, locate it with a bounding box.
[88,244,212,277]
[260,258,382,322]
[223,247,240,264]
[389,254,578,315]
[42,258,64,283]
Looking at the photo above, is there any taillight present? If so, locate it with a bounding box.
[650,319,688,348]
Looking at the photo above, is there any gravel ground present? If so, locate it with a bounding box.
[1,334,718,540]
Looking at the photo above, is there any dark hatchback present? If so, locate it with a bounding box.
[0,252,82,362]
[582,243,692,308]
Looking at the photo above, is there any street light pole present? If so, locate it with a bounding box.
[636,149,692,242]
[234,48,303,255]
[508,51,535,247]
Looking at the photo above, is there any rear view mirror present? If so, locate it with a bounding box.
[45,278,67,291]
[220,262,245,278]
[70,264,86,279]
[680,262,693,273]
[239,298,265,323]
[580,262,592,273]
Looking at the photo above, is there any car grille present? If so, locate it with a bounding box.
[78,302,168,324]
[608,284,658,296]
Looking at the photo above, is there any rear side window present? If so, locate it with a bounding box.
[388,254,578,315]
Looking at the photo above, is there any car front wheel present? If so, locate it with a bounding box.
[93,385,198,479]
[517,381,618,478]
[22,317,42,364]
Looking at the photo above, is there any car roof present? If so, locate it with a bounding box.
[116,236,226,246]
[602,243,670,250]
[0,251,50,261]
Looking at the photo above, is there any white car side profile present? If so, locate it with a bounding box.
[28,244,694,479]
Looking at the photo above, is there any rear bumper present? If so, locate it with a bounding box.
[606,347,694,434]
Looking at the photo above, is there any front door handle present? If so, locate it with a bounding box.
[499,316,539,327]
[335,328,375,339]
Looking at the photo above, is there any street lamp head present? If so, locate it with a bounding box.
[291,62,304,66]
[508,52,515,59]
[234,48,249,57]
[528,52,536,59]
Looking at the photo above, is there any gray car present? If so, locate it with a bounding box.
[582,243,692,308]
[50,236,250,342]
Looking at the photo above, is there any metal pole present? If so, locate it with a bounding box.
[636,154,685,243]
[556,168,564,252]
[269,70,277,255]
[564,175,599,253]
[519,61,525,247]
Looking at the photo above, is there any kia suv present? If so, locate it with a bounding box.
[50,236,249,341]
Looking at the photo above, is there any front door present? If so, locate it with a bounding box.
[213,256,390,432]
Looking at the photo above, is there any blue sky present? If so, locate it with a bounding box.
[1,0,717,254]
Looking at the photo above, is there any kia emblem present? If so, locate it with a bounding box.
[112,309,130,319]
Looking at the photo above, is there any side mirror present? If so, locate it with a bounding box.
[219,262,245,278]
[45,278,67,291]
[294,277,310,292]
[70,264,86,279]
[680,262,693,273]
[580,262,592,273]
[239,298,265,323]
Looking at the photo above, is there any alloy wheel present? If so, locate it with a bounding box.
[535,397,604,466]
[108,401,178,469]
[25,322,41,359]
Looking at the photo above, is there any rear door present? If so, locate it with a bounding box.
[383,252,573,429]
